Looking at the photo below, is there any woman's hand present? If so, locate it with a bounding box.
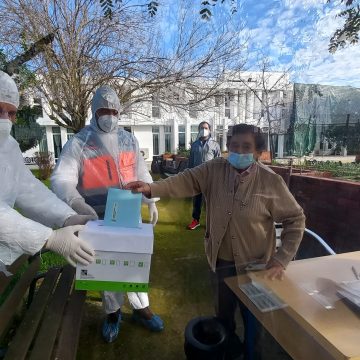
[125,181,151,198]
[265,258,285,280]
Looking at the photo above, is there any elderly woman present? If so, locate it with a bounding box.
[126,124,305,356]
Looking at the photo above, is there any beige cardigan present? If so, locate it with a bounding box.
[150,158,305,273]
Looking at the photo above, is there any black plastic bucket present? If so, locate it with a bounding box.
[184,316,228,360]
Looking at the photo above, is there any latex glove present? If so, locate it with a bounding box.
[148,202,158,226]
[71,198,98,218]
[45,225,95,267]
[63,214,97,227]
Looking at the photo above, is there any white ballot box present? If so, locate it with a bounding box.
[75,220,154,292]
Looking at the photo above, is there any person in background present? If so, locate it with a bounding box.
[187,121,221,230]
[51,86,164,344]
[0,70,95,268]
[126,124,305,359]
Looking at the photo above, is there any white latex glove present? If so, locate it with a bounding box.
[45,225,95,267]
[148,202,158,226]
[71,198,98,218]
[63,214,97,227]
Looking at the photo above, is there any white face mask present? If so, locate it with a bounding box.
[199,128,210,138]
[0,119,12,145]
[97,114,118,133]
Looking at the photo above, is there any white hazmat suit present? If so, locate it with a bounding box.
[0,71,95,266]
[51,85,158,313]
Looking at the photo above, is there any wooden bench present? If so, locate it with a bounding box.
[0,253,86,360]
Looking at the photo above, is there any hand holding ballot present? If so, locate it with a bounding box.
[125,181,151,198]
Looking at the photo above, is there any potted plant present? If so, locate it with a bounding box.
[162,152,174,160]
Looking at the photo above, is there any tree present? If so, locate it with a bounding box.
[328,0,360,53]
[0,0,246,133]
[4,32,57,75]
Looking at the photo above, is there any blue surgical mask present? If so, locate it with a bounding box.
[227,152,255,169]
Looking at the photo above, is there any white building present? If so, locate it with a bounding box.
[21,72,292,165]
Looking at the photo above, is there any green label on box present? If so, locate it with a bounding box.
[75,280,149,292]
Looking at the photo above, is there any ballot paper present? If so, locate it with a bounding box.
[104,188,142,228]
[240,281,288,312]
[337,280,360,308]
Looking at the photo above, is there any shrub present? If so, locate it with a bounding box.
[177,147,191,158]
[34,152,54,180]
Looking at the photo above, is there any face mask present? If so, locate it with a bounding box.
[97,114,118,133]
[0,119,12,145]
[227,152,255,170]
[199,128,210,138]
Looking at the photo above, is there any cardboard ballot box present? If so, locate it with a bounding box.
[75,220,154,292]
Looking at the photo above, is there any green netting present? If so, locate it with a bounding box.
[287,83,360,156]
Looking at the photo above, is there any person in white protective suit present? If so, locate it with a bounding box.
[51,85,164,343]
[0,71,96,268]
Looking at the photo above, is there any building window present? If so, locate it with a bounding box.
[66,128,74,141]
[39,131,48,153]
[189,100,197,119]
[164,125,172,153]
[178,125,186,148]
[152,95,160,118]
[152,126,160,156]
[191,125,198,143]
[52,126,62,160]
[225,92,231,118]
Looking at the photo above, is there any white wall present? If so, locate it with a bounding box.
[133,125,154,160]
